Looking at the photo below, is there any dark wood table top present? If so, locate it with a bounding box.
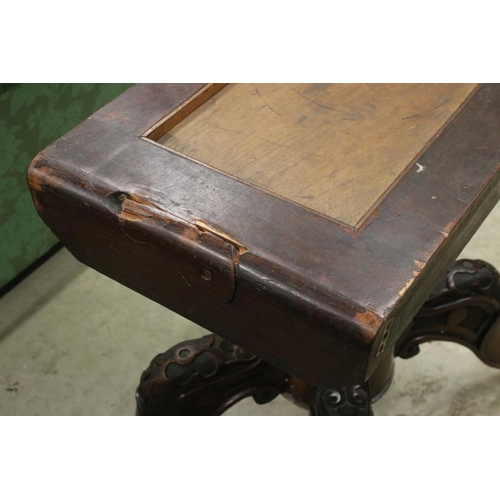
[28,84,500,386]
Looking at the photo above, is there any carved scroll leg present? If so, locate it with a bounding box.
[284,352,394,416]
[395,259,500,368]
[136,334,288,415]
[309,384,373,416]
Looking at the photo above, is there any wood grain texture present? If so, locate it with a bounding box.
[160,83,477,227]
[27,84,500,387]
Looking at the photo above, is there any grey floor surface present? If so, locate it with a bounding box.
[1,203,499,416]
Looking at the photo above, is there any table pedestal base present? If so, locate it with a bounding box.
[136,259,500,416]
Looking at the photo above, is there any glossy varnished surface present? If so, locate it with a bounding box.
[160,83,477,227]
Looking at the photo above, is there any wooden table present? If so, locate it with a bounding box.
[28,84,500,415]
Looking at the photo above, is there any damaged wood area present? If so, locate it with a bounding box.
[112,193,240,305]
[25,83,500,388]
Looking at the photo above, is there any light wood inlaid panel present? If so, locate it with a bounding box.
[159,84,478,227]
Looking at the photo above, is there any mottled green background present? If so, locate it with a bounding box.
[0,84,133,290]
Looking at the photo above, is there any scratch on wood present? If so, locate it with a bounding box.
[402,113,421,120]
[117,221,154,246]
[290,87,338,112]
[414,260,425,270]
[263,103,282,117]
[254,86,282,116]
[363,84,376,98]
[403,96,450,119]
[169,262,193,288]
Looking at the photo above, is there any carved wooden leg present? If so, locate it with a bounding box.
[137,333,395,416]
[136,334,288,415]
[309,385,373,416]
[395,259,500,367]
[284,353,394,416]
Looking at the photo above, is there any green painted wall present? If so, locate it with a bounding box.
[0,83,133,290]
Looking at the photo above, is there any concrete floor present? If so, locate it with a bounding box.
[1,203,499,416]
